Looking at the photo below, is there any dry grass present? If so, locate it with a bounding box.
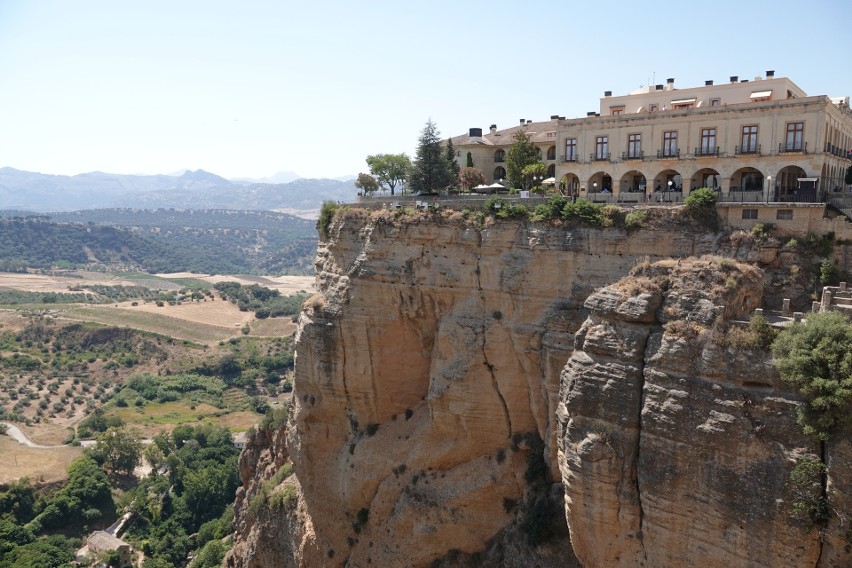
[0,436,84,485]
[56,306,239,343]
[249,318,299,337]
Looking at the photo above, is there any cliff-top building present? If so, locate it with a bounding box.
[450,71,851,201]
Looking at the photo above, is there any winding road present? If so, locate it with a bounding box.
[1,422,96,448]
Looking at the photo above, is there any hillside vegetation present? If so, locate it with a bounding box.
[0,210,318,275]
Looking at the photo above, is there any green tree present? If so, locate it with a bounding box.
[521,163,548,191]
[466,151,474,168]
[445,138,460,192]
[459,167,486,192]
[354,173,379,196]
[365,153,410,196]
[771,311,852,440]
[407,120,454,195]
[94,426,143,476]
[505,130,539,189]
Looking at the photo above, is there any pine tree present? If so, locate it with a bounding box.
[445,138,460,191]
[408,120,453,194]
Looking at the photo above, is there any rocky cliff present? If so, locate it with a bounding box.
[227,207,850,568]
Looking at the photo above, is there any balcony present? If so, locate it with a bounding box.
[695,147,721,157]
[734,144,761,156]
[622,151,644,161]
[656,149,680,159]
[560,154,578,163]
[779,141,807,154]
[590,152,611,162]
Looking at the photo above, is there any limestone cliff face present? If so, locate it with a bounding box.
[227,209,849,568]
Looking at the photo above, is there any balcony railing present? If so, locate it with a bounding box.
[656,149,680,159]
[735,144,761,156]
[590,152,611,162]
[560,154,578,162]
[622,151,644,160]
[695,147,721,157]
[779,141,807,154]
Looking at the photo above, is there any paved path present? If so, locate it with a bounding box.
[1,422,65,448]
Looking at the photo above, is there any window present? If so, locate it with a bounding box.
[595,136,608,160]
[742,209,758,220]
[649,104,658,113]
[611,106,624,116]
[710,98,721,107]
[628,133,641,159]
[776,209,794,220]
[700,128,716,155]
[565,138,577,161]
[663,131,678,157]
[785,122,804,151]
[741,125,758,154]
[547,146,556,160]
[494,149,505,163]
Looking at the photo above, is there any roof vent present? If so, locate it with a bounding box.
[586,111,597,116]
[469,128,482,138]
[730,75,738,83]
[526,120,532,125]
[741,79,749,83]
[519,118,525,125]
[655,84,664,91]
[705,80,714,86]
[604,90,612,97]
[766,70,775,78]
[550,115,559,120]
[489,124,497,134]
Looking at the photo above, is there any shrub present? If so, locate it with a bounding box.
[317,201,340,240]
[624,209,648,231]
[771,312,852,440]
[819,258,837,286]
[787,456,829,524]
[683,188,719,229]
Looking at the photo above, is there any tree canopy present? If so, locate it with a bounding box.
[771,311,852,440]
[93,426,143,476]
[354,172,379,195]
[505,131,541,189]
[366,153,410,195]
[407,120,454,195]
[445,138,460,191]
[459,167,486,192]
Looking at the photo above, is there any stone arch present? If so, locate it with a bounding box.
[731,167,764,192]
[619,170,647,193]
[588,171,612,193]
[494,166,506,182]
[546,164,556,178]
[546,146,556,161]
[653,169,683,192]
[560,173,580,195]
[775,165,807,201]
[692,167,721,190]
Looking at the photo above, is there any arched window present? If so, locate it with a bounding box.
[494,166,506,181]
[547,146,556,160]
[494,149,505,163]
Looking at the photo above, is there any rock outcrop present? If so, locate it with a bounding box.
[227,208,850,568]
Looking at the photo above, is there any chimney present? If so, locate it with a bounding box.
[705,80,714,86]
[469,128,482,138]
[730,75,738,83]
[490,124,497,134]
[587,111,597,116]
[655,84,664,91]
[550,115,559,120]
[526,120,532,125]
[766,70,775,78]
[604,90,612,97]
[666,78,675,91]
[519,118,525,125]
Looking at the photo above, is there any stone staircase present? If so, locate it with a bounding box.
[815,282,852,315]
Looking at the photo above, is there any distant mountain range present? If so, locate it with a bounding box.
[0,168,357,217]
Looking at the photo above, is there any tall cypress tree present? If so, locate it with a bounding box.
[445,137,460,191]
[408,119,453,194]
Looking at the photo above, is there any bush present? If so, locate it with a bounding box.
[624,209,648,231]
[317,201,340,240]
[772,312,852,440]
[684,187,718,209]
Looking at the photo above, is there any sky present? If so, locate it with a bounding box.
[0,0,850,181]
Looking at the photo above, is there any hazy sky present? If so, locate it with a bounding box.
[1,0,850,180]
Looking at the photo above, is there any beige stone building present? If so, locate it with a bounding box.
[450,72,852,201]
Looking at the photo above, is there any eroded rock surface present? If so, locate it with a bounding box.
[227,211,850,568]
